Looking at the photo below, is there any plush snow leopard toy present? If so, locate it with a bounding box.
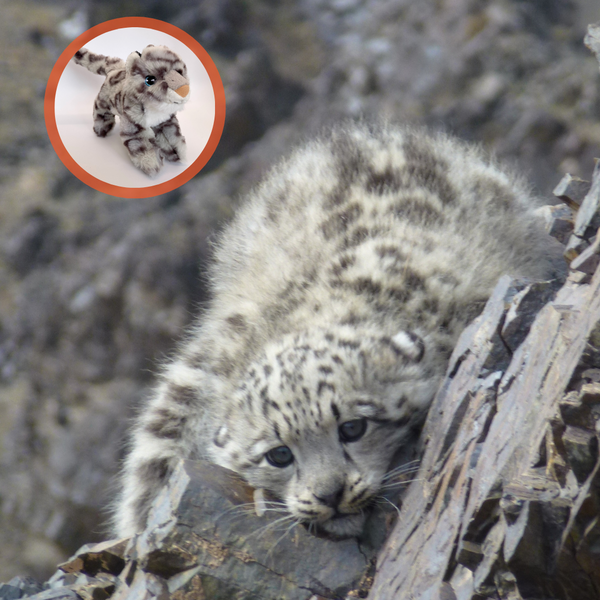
[72,45,190,177]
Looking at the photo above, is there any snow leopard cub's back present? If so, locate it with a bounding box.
[114,122,564,538]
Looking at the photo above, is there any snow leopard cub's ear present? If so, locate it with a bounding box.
[366,330,425,373]
[362,330,426,387]
[363,331,439,412]
[213,424,230,449]
[390,331,425,363]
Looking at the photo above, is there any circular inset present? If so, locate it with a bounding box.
[45,18,225,198]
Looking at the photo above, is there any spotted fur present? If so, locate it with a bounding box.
[72,45,189,176]
[113,122,565,537]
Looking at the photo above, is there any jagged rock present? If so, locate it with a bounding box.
[538,204,574,244]
[123,459,386,599]
[553,173,591,209]
[57,540,127,579]
[21,591,79,600]
[570,229,600,276]
[8,459,390,599]
[370,267,600,598]
[564,161,600,261]
[564,233,590,262]
[369,163,600,599]
[3,0,600,587]
[0,578,45,600]
[500,278,562,352]
[584,22,600,67]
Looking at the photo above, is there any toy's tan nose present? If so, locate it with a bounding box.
[175,84,189,98]
[165,70,189,97]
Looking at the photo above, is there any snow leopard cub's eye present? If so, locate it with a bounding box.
[145,75,156,86]
[339,418,367,443]
[265,445,294,468]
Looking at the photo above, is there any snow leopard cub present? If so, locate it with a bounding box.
[114,122,564,538]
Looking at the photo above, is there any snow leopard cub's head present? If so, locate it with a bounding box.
[210,325,438,537]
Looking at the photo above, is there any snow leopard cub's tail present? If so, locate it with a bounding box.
[72,47,125,77]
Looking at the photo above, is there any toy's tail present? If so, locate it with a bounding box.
[72,47,125,77]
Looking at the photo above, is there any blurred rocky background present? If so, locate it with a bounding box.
[0,0,599,582]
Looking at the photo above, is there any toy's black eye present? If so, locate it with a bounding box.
[176,68,183,75]
[265,446,294,468]
[145,75,156,86]
[339,419,367,443]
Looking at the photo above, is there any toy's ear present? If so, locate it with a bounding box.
[126,51,142,75]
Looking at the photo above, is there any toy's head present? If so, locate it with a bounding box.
[125,45,190,109]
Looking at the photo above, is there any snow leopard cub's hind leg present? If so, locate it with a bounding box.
[152,114,187,163]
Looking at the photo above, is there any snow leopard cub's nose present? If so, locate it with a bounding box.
[315,485,345,509]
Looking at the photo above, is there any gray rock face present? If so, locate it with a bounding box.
[3,460,393,599]
[1,0,600,583]
[131,460,384,599]
[3,159,600,599]
[368,139,600,600]
[0,577,45,599]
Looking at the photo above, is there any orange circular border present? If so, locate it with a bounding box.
[45,17,225,199]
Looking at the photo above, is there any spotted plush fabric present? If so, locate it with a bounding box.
[73,45,189,176]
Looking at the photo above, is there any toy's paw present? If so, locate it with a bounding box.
[93,121,115,138]
[162,141,187,163]
[124,139,163,177]
[176,141,187,162]
[137,150,164,177]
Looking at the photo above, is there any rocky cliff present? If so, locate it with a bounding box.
[0,0,599,582]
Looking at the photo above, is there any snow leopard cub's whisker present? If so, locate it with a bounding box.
[381,461,422,481]
[264,519,303,561]
[217,500,290,526]
[379,479,423,492]
[252,514,300,541]
[214,502,256,522]
[375,496,402,517]
[379,462,422,491]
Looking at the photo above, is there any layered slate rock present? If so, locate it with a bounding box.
[118,459,386,599]
[9,162,600,597]
[369,102,600,599]
[14,459,393,600]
